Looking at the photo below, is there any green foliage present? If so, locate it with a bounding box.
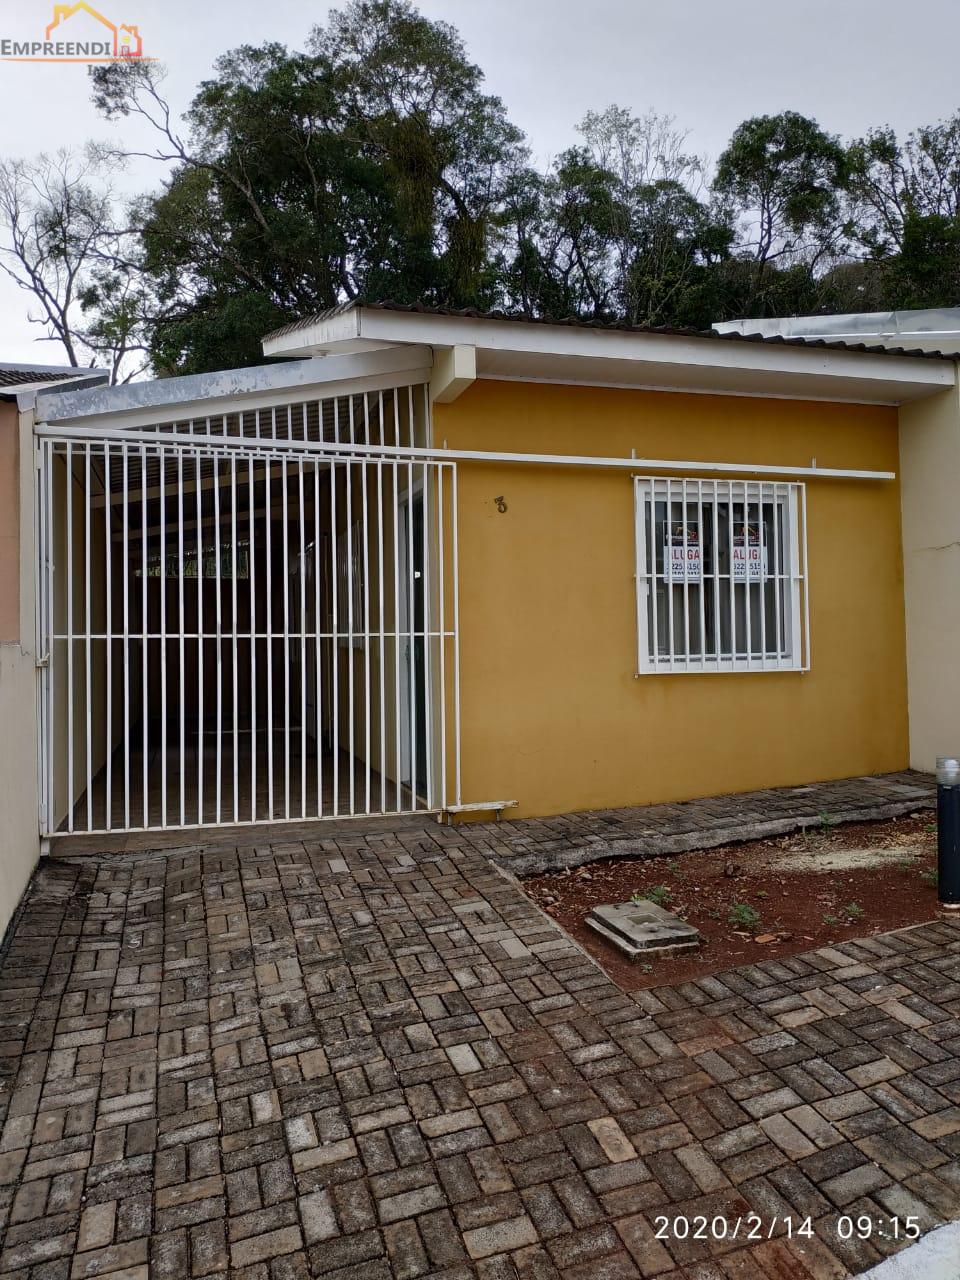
[728,902,762,931]
[822,914,840,925]
[68,7,960,375]
[920,868,938,886]
[91,1,524,372]
[714,111,848,268]
[633,885,672,907]
[842,902,864,921]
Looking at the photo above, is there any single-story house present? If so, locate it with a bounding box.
[1,304,959,933]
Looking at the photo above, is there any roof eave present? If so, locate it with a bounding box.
[262,304,956,406]
[36,347,433,429]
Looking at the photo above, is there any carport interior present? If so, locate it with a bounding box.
[38,384,453,837]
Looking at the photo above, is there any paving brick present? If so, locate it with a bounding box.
[383,1219,429,1278]
[299,1188,338,1244]
[820,1162,891,1207]
[614,1214,676,1276]
[0,779,955,1280]
[463,1213,538,1259]
[586,1118,637,1164]
[911,1108,960,1140]
[76,1200,115,1252]
[758,1114,817,1160]
[229,1224,303,1268]
[377,1182,445,1224]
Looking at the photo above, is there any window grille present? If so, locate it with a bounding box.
[634,476,809,673]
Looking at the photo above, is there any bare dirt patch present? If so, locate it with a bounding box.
[524,812,941,990]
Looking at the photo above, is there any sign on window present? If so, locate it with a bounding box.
[664,522,701,582]
[732,521,766,581]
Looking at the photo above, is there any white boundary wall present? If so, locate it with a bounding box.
[0,406,41,937]
[900,383,960,771]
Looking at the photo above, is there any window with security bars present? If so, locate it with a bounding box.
[634,477,808,673]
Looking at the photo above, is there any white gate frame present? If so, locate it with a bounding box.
[35,394,462,838]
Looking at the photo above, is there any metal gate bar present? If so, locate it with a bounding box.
[36,397,459,837]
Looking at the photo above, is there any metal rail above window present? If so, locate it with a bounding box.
[634,476,809,674]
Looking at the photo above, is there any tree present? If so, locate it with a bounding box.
[847,115,960,255]
[578,105,706,196]
[714,112,849,276]
[309,0,526,306]
[622,180,732,326]
[0,146,147,380]
[520,107,729,326]
[46,7,960,367]
[541,146,631,317]
[89,0,527,373]
[845,115,960,309]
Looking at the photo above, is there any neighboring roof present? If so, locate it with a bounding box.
[716,306,960,356]
[263,300,953,362]
[0,361,105,386]
[0,361,111,406]
[1,368,78,387]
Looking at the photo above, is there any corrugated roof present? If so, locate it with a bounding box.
[263,300,955,361]
[0,366,93,387]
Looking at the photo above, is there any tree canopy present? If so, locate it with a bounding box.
[2,0,959,375]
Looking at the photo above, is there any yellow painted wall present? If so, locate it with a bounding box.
[435,380,908,819]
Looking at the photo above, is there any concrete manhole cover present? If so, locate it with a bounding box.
[586,899,700,961]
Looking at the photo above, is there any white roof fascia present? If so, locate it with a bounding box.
[37,347,433,430]
[262,307,955,401]
[261,306,391,356]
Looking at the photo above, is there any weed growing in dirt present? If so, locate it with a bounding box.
[635,885,672,907]
[823,914,840,925]
[920,868,938,887]
[819,812,838,828]
[924,823,937,834]
[728,902,762,931]
[843,902,864,921]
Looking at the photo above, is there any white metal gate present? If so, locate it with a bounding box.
[36,387,460,837]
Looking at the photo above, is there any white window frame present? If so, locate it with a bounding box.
[634,475,809,674]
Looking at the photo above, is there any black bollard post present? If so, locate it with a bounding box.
[937,757,960,911]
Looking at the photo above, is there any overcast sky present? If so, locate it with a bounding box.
[2,0,959,365]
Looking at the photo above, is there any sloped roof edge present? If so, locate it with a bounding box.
[262,300,954,362]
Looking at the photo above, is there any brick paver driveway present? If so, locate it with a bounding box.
[0,825,958,1278]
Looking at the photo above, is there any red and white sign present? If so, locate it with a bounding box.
[664,522,701,582]
[733,522,766,581]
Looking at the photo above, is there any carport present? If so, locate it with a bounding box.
[34,350,461,838]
